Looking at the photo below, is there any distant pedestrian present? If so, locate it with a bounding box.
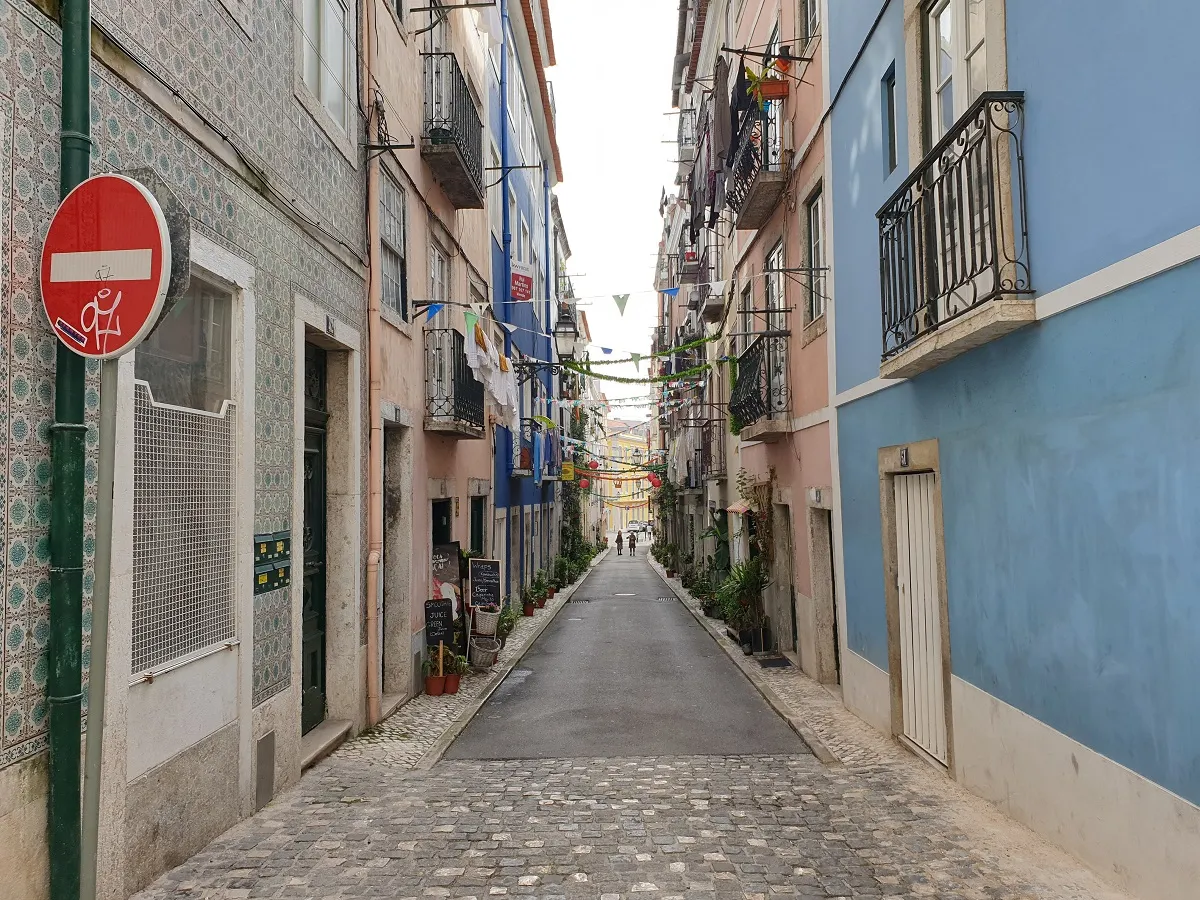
[615,530,624,555]
[628,531,637,557]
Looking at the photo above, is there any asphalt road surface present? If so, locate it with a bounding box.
[446,550,803,759]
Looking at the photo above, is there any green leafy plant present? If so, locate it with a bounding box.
[449,654,470,675]
[496,604,519,642]
[716,557,768,630]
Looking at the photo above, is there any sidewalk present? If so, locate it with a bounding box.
[336,548,609,770]
[647,555,1137,900]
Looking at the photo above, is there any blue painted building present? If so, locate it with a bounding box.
[487,0,565,598]
[825,2,1200,893]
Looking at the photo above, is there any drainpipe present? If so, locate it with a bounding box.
[48,1,90,898]
[499,0,513,599]
[362,0,382,725]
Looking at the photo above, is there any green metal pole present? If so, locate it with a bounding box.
[49,0,90,898]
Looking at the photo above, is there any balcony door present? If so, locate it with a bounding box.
[765,23,783,169]
[426,1,451,129]
[925,0,993,323]
[764,242,787,416]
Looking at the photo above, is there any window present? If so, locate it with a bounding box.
[519,218,530,264]
[301,0,351,132]
[739,284,752,355]
[381,171,408,320]
[429,242,450,320]
[136,275,233,412]
[488,143,503,241]
[765,241,785,331]
[927,0,987,141]
[883,65,898,173]
[802,0,819,42]
[806,190,827,321]
[507,188,517,246]
[132,274,237,673]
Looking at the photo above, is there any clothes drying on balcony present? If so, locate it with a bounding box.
[462,316,520,432]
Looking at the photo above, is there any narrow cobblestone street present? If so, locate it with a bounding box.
[133,553,1133,900]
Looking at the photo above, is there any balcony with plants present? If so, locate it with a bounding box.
[424,328,485,438]
[421,52,485,209]
[727,98,789,231]
[877,92,1031,378]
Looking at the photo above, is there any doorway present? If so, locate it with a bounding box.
[894,472,948,765]
[301,344,328,735]
[383,424,414,700]
[807,505,841,685]
[432,498,453,546]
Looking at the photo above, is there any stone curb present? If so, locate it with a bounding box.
[414,547,612,769]
[647,556,841,766]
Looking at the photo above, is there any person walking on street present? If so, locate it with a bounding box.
[615,530,624,556]
[628,531,637,557]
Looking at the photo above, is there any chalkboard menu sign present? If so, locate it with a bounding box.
[469,558,502,609]
[424,599,455,649]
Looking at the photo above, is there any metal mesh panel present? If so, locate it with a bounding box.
[131,381,237,673]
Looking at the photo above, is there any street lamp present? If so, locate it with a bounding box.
[553,305,579,360]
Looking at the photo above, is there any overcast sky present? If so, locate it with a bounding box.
[548,0,680,418]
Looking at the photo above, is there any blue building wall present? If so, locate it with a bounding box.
[829,1,1200,807]
[488,8,558,595]
[836,261,1200,807]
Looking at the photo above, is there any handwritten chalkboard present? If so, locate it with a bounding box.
[424,599,454,649]
[469,558,502,609]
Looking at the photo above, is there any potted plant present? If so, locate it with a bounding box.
[422,652,446,696]
[665,543,679,578]
[555,556,570,587]
[521,587,536,617]
[444,654,468,695]
[532,570,549,608]
[496,604,518,647]
[717,558,771,653]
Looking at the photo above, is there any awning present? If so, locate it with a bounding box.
[726,501,750,515]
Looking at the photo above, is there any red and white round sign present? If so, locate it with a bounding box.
[40,173,172,359]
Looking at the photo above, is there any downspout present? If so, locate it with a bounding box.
[500,0,513,599]
[362,0,382,725]
[49,1,90,898]
[542,160,551,560]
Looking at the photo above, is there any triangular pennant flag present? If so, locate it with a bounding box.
[501,322,518,334]
[663,287,680,298]
[709,279,726,296]
[423,303,445,320]
[601,347,613,354]
[613,294,630,315]
[631,353,642,372]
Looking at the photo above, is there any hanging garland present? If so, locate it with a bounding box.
[577,332,724,366]
[563,360,713,385]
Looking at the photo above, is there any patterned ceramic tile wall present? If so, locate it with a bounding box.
[1,0,368,763]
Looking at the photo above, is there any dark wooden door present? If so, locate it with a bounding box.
[301,344,328,735]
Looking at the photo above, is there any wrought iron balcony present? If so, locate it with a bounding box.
[727,107,789,231]
[701,418,726,480]
[678,246,701,283]
[424,328,485,437]
[421,53,485,209]
[728,333,789,442]
[878,92,1032,376]
[678,108,698,160]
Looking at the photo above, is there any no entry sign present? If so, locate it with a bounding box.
[40,173,172,359]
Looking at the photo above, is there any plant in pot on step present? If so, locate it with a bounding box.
[496,603,518,648]
[422,649,447,696]
[444,654,469,695]
[521,586,536,617]
[717,557,771,654]
[555,555,571,587]
[532,570,549,608]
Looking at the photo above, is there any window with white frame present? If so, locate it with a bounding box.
[802,0,820,42]
[131,274,237,673]
[928,0,987,141]
[806,189,827,322]
[301,0,352,132]
[429,242,450,321]
[381,171,408,320]
[519,218,530,263]
[508,188,518,245]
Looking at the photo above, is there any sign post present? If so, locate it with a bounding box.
[41,173,173,900]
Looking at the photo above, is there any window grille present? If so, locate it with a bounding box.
[131,382,237,673]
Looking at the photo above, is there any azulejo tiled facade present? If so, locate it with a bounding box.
[0,0,367,767]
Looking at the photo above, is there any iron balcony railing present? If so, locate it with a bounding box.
[678,108,698,156]
[425,328,485,429]
[700,417,726,480]
[422,52,485,202]
[878,92,1030,359]
[729,333,789,428]
[727,107,783,214]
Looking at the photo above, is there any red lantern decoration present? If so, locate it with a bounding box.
[579,478,590,490]
[588,459,599,470]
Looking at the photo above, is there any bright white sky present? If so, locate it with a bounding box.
[548,0,680,418]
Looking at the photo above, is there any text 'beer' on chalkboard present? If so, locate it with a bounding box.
[469,558,502,609]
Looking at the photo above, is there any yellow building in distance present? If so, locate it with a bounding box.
[600,418,652,534]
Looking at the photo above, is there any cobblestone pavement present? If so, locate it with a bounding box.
[131,554,1134,900]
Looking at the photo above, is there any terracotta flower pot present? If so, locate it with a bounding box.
[444,673,461,695]
[536,597,547,609]
[425,675,446,696]
[666,569,675,578]
[523,603,536,617]
[756,77,789,101]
